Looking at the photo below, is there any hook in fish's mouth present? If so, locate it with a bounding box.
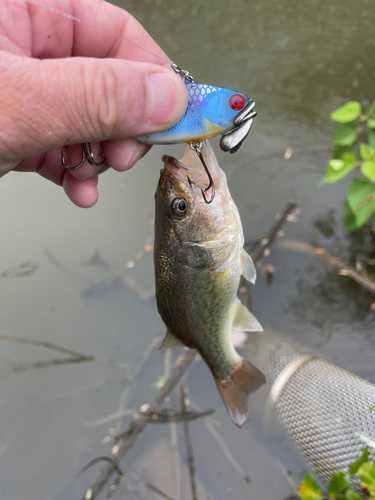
[220,101,257,154]
[161,142,215,204]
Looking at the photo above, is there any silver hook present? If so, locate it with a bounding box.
[61,143,106,171]
[187,141,215,204]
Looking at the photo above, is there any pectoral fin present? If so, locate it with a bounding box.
[214,360,266,428]
[160,330,183,349]
[240,249,256,284]
[232,299,263,332]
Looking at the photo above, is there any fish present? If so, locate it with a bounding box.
[137,81,257,153]
[154,140,266,427]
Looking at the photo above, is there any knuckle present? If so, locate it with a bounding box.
[0,54,43,160]
[82,61,119,139]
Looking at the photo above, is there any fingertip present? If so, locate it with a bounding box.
[147,69,188,126]
[63,172,99,208]
[103,138,151,172]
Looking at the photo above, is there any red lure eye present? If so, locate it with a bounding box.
[229,94,245,110]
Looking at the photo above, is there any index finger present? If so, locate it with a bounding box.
[6,0,169,65]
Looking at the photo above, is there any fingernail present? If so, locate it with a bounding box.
[148,71,187,125]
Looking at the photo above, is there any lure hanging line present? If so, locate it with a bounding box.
[188,141,215,204]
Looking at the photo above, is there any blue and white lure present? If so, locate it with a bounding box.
[137,64,257,155]
[63,65,257,204]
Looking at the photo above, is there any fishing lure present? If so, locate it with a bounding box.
[136,64,257,155]
[23,0,257,202]
[63,64,256,204]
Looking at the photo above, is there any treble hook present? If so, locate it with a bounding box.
[188,141,215,204]
[61,143,106,171]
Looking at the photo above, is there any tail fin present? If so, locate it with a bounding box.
[215,361,266,428]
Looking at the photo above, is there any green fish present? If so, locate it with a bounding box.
[154,140,265,427]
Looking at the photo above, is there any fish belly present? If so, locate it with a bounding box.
[155,254,241,379]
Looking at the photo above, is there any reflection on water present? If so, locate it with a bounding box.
[0,0,375,498]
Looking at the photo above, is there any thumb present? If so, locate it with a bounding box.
[0,51,188,164]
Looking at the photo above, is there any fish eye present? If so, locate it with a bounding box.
[170,197,188,217]
[229,94,245,110]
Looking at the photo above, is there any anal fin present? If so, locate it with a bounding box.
[160,329,183,349]
[233,298,263,332]
[215,360,266,428]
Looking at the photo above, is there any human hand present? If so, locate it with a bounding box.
[0,0,187,207]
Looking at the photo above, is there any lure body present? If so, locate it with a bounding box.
[137,82,253,146]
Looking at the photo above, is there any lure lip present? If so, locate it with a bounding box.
[234,100,256,126]
[220,118,255,154]
[220,101,257,153]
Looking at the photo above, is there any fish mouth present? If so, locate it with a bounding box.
[160,154,193,184]
[160,141,222,197]
[220,101,257,154]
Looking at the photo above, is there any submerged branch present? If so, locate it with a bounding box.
[137,407,213,423]
[0,335,94,361]
[0,261,38,278]
[180,386,198,500]
[247,199,298,264]
[145,482,176,500]
[113,332,163,434]
[189,399,251,484]
[81,350,197,500]
[277,239,375,295]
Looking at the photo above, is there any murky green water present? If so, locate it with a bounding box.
[1,0,375,499]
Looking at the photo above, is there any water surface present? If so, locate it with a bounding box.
[0,0,374,498]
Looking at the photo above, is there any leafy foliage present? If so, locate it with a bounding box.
[298,448,375,500]
[320,100,375,232]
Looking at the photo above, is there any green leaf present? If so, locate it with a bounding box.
[328,471,349,497]
[369,130,375,149]
[329,159,345,171]
[346,179,375,229]
[358,462,375,498]
[298,474,323,500]
[332,145,347,159]
[347,179,375,211]
[344,488,363,500]
[360,143,374,160]
[344,200,359,233]
[368,119,375,129]
[333,123,358,147]
[367,100,375,117]
[349,448,370,475]
[361,160,375,182]
[330,101,361,123]
[343,152,360,164]
[320,158,356,186]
